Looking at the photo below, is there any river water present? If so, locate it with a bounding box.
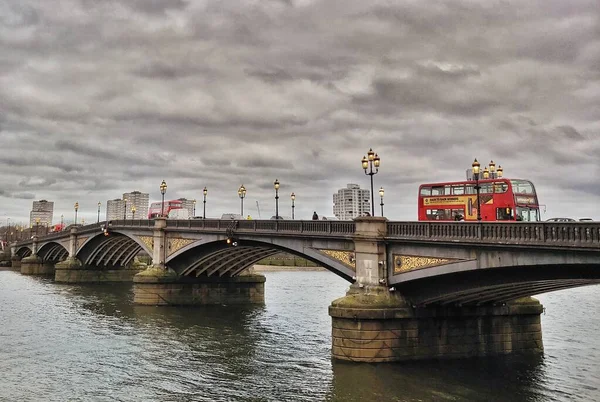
[0,269,598,402]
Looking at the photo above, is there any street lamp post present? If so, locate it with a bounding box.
[160,180,167,218]
[132,205,136,220]
[379,187,385,217]
[274,179,280,219]
[362,148,381,217]
[238,185,246,216]
[74,202,79,225]
[192,199,196,217]
[61,214,64,229]
[97,202,101,223]
[489,160,496,179]
[472,159,482,221]
[203,187,207,219]
[6,218,10,242]
[291,192,295,220]
[35,218,40,236]
[123,198,128,220]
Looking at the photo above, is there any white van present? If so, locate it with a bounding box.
[168,209,190,219]
[221,213,244,220]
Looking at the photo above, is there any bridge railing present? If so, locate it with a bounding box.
[386,222,600,248]
[164,219,356,235]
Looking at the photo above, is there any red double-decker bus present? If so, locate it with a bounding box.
[418,178,541,222]
[148,200,183,219]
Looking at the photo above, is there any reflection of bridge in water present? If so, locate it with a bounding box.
[10,218,600,363]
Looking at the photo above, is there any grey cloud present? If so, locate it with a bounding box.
[0,0,599,223]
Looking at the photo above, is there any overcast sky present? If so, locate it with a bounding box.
[1,0,599,225]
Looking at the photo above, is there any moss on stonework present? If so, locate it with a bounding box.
[331,290,409,309]
[136,265,177,278]
[507,296,541,305]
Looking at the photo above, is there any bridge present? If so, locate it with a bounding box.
[8,217,600,362]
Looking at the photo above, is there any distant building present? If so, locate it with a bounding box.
[106,199,124,221]
[333,184,370,220]
[30,200,54,227]
[178,198,196,217]
[106,191,149,220]
[123,191,149,219]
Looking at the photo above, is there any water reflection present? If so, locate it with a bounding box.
[328,355,549,402]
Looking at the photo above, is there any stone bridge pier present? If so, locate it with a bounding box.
[328,218,544,363]
[20,236,54,276]
[132,218,265,306]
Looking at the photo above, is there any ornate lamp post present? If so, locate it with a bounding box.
[238,185,246,216]
[274,179,280,219]
[362,148,381,217]
[97,201,101,223]
[123,198,128,220]
[489,160,496,179]
[160,180,167,217]
[131,205,136,220]
[379,187,385,217]
[74,202,79,225]
[61,214,64,228]
[291,192,295,220]
[35,217,40,235]
[472,159,482,221]
[192,199,196,217]
[203,187,207,219]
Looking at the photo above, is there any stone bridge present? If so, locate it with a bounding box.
[11,218,600,363]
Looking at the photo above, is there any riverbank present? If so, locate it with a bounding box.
[252,264,326,272]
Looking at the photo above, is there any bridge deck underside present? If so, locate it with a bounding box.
[397,264,600,306]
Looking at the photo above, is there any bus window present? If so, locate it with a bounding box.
[465,184,475,194]
[431,186,444,196]
[420,187,431,196]
[452,185,465,195]
[479,183,493,194]
[511,180,535,194]
[452,209,465,220]
[496,207,513,220]
[494,182,508,193]
[516,207,541,222]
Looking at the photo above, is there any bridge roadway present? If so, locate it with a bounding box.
[9,217,600,362]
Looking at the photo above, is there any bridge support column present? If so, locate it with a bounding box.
[133,271,266,306]
[10,255,21,270]
[329,217,544,362]
[54,227,85,281]
[20,235,52,275]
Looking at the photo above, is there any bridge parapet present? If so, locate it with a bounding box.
[387,222,600,248]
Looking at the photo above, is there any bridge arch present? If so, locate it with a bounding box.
[16,246,32,258]
[76,231,152,268]
[167,237,356,282]
[37,242,69,263]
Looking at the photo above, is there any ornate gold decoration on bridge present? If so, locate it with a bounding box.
[139,236,154,252]
[393,254,457,274]
[167,238,195,256]
[320,249,356,270]
[76,237,88,251]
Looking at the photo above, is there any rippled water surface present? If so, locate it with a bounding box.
[0,270,598,401]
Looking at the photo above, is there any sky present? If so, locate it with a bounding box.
[1,0,599,225]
